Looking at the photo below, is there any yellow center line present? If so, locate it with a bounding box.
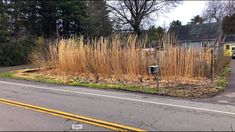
[0,98,146,131]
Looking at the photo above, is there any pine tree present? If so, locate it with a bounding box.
[6,0,26,40]
[57,0,88,37]
[23,0,41,37]
[222,14,235,34]
[168,20,182,32]
[40,0,58,38]
[190,15,204,25]
[0,0,91,65]
[85,0,112,38]
[0,0,9,42]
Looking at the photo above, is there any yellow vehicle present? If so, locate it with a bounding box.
[224,43,235,56]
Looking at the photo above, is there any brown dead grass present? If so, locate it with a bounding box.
[29,35,229,87]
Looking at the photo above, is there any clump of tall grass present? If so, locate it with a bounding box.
[30,35,228,84]
[55,36,150,81]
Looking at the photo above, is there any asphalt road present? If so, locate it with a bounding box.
[0,103,106,131]
[0,65,35,73]
[0,61,235,131]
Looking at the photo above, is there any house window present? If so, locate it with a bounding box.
[226,45,230,50]
[201,42,207,48]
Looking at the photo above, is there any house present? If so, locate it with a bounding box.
[223,34,235,56]
[224,34,235,45]
[173,22,223,48]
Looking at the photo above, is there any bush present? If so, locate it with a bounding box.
[0,37,35,66]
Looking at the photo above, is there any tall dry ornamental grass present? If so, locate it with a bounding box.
[55,36,150,81]
[31,35,220,83]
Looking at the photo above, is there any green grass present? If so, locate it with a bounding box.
[27,77,159,94]
[0,71,15,78]
[215,65,231,90]
[0,71,159,94]
[68,81,159,94]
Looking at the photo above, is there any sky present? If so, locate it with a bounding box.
[155,1,207,28]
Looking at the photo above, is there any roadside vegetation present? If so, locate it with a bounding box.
[0,0,233,98]
[215,65,231,90]
[0,34,231,98]
[0,64,231,97]
[30,35,215,82]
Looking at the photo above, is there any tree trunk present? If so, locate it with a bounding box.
[133,25,141,36]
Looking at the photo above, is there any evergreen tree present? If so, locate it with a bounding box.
[23,0,58,38]
[23,0,42,37]
[168,20,182,32]
[190,15,204,25]
[6,0,26,39]
[148,26,164,42]
[0,0,35,66]
[40,0,58,38]
[85,0,112,38]
[222,13,235,34]
[0,0,92,65]
[0,0,9,42]
[57,0,88,37]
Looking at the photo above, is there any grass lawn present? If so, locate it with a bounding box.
[0,66,231,98]
[214,66,231,90]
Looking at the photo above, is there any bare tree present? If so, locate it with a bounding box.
[203,0,235,23]
[203,1,225,23]
[224,0,235,17]
[108,0,179,35]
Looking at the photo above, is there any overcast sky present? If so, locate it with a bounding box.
[155,1,207,28]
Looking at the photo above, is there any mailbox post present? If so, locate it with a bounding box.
[148,65,160,88]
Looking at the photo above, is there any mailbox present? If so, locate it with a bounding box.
[148,65,160,88]
[148,65,159,75]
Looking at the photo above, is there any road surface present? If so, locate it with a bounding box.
[0,61,235,131]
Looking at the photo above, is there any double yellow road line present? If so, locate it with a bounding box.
[0,98,145,131]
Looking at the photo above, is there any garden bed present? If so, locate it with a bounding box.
[0,65,231,98]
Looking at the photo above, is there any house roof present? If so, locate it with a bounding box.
[224,34,235,43]
[173,22,222,42]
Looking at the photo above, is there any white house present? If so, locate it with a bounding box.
[173,22,222,48]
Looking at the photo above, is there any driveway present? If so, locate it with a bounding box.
[196,59,235,105]
[0,65,35,73]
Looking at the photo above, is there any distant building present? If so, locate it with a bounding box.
[173,22,223,48]
[223,34,235,56]
[223,34,235,44]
